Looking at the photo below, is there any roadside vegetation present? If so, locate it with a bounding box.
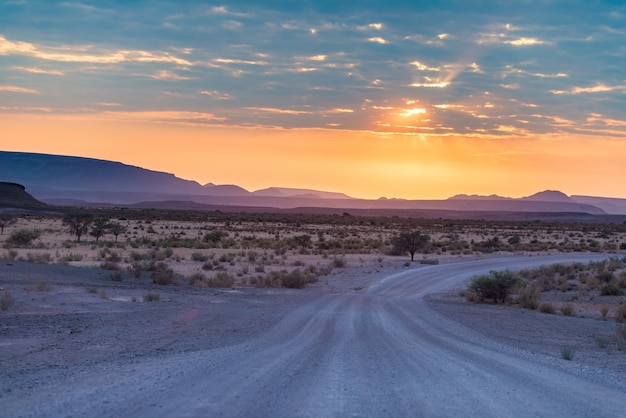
[467,257,626,354]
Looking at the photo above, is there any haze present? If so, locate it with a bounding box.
[1,1,625,199]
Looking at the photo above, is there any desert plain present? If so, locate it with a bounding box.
[2,211,626,416]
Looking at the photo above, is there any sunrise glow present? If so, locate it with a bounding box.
[1,1,625,199]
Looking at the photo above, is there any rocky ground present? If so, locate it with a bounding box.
[1,255,625,416]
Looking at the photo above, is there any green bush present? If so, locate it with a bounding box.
[7,229,41,247]
[468,270,522,304]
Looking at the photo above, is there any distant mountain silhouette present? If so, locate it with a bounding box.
[0,182,47,210]
[448,194,510,201]
[253,187,352,200]
[520,190,574,203]
[1,151,620,214]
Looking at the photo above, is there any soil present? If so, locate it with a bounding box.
[1,255,625,416]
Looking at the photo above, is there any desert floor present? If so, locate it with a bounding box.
[2,254,626,416]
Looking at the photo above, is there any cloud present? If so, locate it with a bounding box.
[0,35,191,65]
[0,85,38,93]
[368,37,388,45]
[245,107,312,115]
[214,58,268,65]
[147,70,192,80]
[551,84,626,95]
[505,37,549,46]
[11,66,64,75]
[200,90,233,100]
[410,82,449,88]
[410,61,440,72]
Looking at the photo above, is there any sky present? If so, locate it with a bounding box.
[1,0,625,199]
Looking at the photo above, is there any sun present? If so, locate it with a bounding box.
[399,108,427,117]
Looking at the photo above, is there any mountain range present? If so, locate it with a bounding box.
[2,151,625,215]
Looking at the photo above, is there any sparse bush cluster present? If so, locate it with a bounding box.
[467,258,626,323]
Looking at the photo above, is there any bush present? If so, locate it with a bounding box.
[615,304,626,323]
[468,270,522,304]
[560,346,575,361]
[7,229,41,247]
[280,269,317,289]
[0,290,15,311]
[100,261,121,271]
[419,259,439,265]
[519,285,541,310]
[191,252,209,262]
[25,252,52,264]
[207,271,235,288]
[560,304,575,316]
[188,272,208,287]
[539,302,556,314]
[151,267,178,285]
[143,292,160,302]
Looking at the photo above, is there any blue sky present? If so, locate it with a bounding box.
[1,1,625,198]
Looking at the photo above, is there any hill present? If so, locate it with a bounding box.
[0,182,47,210]
[1,151,618,215]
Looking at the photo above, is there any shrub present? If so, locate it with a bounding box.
[332,256,346,268]
[25,252,52,264]
[539,302,556,314]
[519,285,541,310]
[595,335,609,349]
[561,346,575,360]
[151,267,178,285]
[36,281,52,291]
[100,261,121,271]
[600,283,621,296]
[468,270,522,304]
[191,252,209,262]
[600,305,609,319]
[281,269,317,289]
[615,304,626,323]
[7,229,41,247]
[419,259,439,265]
[0,290,15,311]
[143,292,160,302]
[207,271,235,288]
[110,271,123,282]
[188,272,208,287]
[560,304,575,316]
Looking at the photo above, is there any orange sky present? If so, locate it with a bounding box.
[2,2,625,200]
[3,114,625,199]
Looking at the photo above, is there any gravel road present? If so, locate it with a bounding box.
[3,255,626,417]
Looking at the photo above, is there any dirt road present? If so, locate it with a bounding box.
[3,255,625,417]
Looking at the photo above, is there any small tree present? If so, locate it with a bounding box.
[0,214,17,235]
[108,222,127,243]
[63,213,93,242]
[391,231,430,261]
[90,217,110,243]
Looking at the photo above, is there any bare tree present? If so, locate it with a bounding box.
[63,213,93,242]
